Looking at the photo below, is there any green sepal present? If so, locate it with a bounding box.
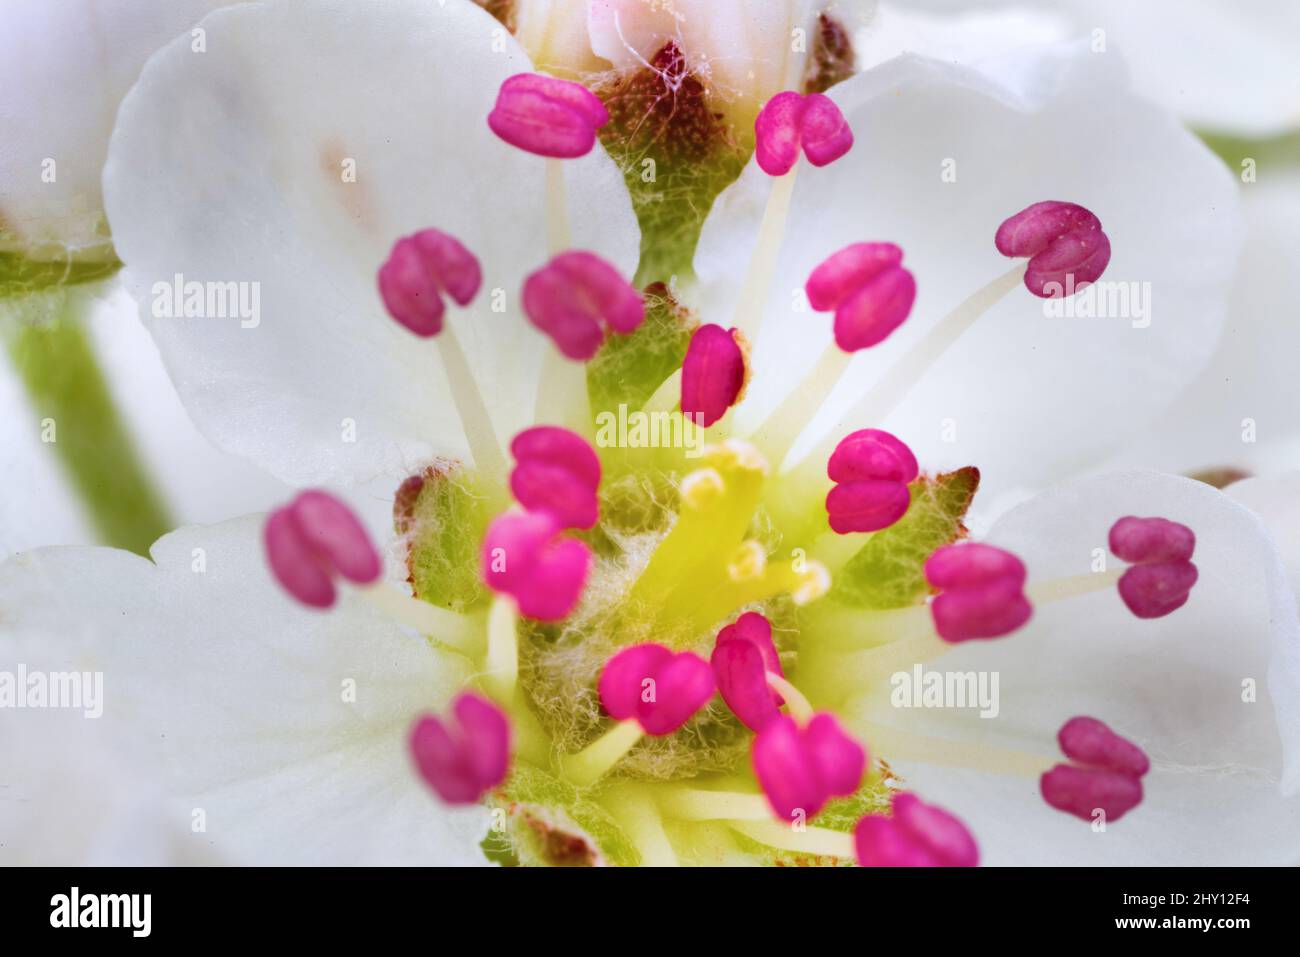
[587,283,695,423]
[829,468,980,609]
[394,462,493,613]
[484,763,641,867]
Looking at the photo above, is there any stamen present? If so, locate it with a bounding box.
[603,783,680,866]
[481,510,591,621]
[996,201,1111,298]
[658,788,773,821]
[559,718,643,788]
[1040,716,1149,823]
[924,543,1033,643]
[859,719,1055,778]
[1109,516,1198,618]
[264,490,381,608]
[747,245,915,465]
[484,596,520,702]
[729,819,857,859]
[680,324,748,428]
[729,166,799,343]
[560,643,716,786]
[824,429,918,534]
[438,326,509,479]
[752,712,866,822]
[754,91,854,176]
[487,73,610,159]
[808,242,916,351]
[533,161,592,429]
[782,262,1026,482]
[598,643,716,735]
[711,612,785,731]
[509,426,601,530]
[409,691,511,805]
[544,158,571,253]
[854,792,979,867]
[766,674,814,724]
[356,582,480,653]
[377,229,482,337]
[377,229,505,476]
[523,250,645,360]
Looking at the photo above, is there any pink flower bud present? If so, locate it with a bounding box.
[924,543,1032,642]
[711,612,784,732]
[264,490,381,608]
[598,643,716,736]
[481,511,591,621]
[510,426,601,530]
[409,692,511,804]
[523,251,644,360]
[680,324,747,428]
[824,429,918,534]
[1040,716,1149,823]
[1108,516,1198,619]
[806,243,915,352]
[854,792,979,867]
[752,713,866,821]
[754,91,854,176]
[995,201,1111,299]
[488,72,609,158]
[378,228,482,337]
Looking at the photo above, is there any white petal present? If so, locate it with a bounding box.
[0,0,232,254]
[103,0,639,487]
[696,47,1242,496]
[837,470,1300,864]
[0,517,488,865]
[1228,472,1300,587]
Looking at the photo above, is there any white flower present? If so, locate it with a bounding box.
[6,0,1291,867]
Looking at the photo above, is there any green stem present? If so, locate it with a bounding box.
[6,290,172,555]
